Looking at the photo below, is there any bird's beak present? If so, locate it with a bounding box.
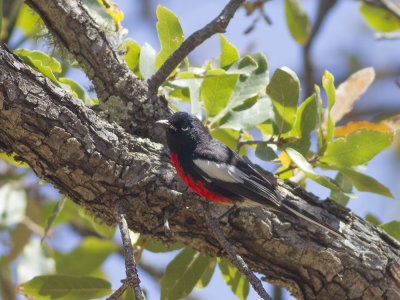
[155,119,170,127]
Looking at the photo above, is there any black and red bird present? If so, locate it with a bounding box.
[157,111,344,239]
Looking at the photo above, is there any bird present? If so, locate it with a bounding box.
[156,111,344,239]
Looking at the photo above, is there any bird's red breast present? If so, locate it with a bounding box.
[170,153,232,205]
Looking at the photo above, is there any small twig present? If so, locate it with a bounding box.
[202,202,272,300]
[303,0,338,97]
[375,31,400,40]
[107,203,144,300]
[235,129,244,153]
[147,0,245,99]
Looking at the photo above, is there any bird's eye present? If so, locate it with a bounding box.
[181,125,189,131]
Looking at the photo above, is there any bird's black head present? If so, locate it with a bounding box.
[156,112,211,154]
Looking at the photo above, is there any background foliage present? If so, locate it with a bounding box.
[0,0,399,299]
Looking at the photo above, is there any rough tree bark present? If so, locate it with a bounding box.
[1,0,400,299]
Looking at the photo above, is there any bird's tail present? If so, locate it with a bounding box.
[281,200,345,239]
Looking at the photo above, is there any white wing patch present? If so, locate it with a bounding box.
[193,159,245,183]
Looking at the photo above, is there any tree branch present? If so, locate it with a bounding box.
[108,202,144,300]
[147,0,245,98]
[203,203,272,300]
[26,0,170,139]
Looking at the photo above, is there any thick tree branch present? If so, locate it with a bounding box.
[26,0,169,139]
[2,44,400,299]
[147,0,245,98]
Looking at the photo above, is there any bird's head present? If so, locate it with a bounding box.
[156,112,210,153]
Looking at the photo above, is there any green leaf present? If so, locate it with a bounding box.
[285,147,342,192]
[365,213,381,226]
[139,43,157,80]
[337,167,393,198]
[320,129,393,167]
[267,67,300,134]
[315,85,326,155]
[330,172,352,206]
[219,34,240,68]
[322,71,336,143]
[17,238,54,283]
[161,247,214,300]
[143,236,184,253]
[82,0,115,31]
[124,38,141,72]
[155,5,185,70]
[285,0,311,44]
[224,52,269,113]
[196,258,217,289]
[286,94,317,155]
[16,4,43,37]
[0,152,29,167]
[220,97,273,130]
[0,183,26,226]
[43,197,67,242]
[211,128,246,155]
[225,56,258,75]
[17,275,112,300]
[59,78,95,106]
[255,144,278,161]
[359,3,400,32]
[14,49,61,85]
[188,79,203,119]
[55,237,118,275]
[219,258,249,300]
[380,221,400,241]
[201,74,238,117]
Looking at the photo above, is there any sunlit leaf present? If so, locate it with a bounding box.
[219,34,240,68]
[78,208,117,238]
[124,38,141,72]
[380,221,400,241]
[286,94,317,155]
[219,258,249,300]
[331,67,375,123]
[17,275,112,300]
[16,4,43,37]
[365,213,381,226]
[0,152,29,167]
[161,247,214,300]
[14,49,61,85]
[155,5,185,70]
[220,97,273,130]
[201,74,238,117]
[359,3,400,32]
[322,71,335,142]
[285,0,310,44]
[59,78,95,106]
[99,0,124,23]
[267,67,300,134]
[285,148,342,192]
[320,129,393,167]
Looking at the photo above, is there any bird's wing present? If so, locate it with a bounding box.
[192,145,282,207]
